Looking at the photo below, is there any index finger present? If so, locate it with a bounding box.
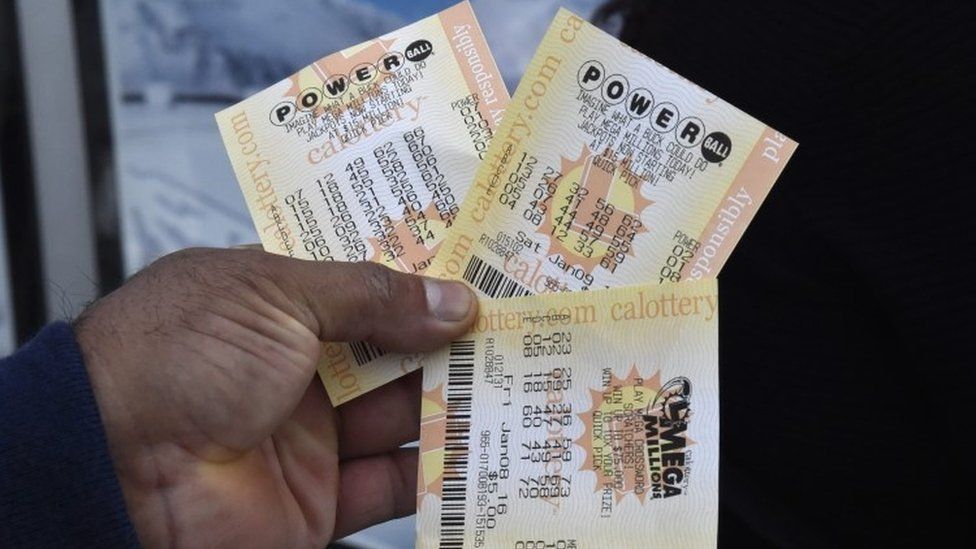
[336,369,422,460]
[247,250,479,353]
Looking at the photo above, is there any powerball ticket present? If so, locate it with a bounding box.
[428,8,797,296]
[215,2,509,405]
[417,279,719,548]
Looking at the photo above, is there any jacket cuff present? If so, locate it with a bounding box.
[0,322,139,547]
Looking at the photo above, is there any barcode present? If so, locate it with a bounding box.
[349,340,386,366]
[439,339,475,548]
[462,255,532,298]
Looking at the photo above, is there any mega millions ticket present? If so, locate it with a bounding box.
[215,2,509,404]
[417,279,719,547]
[428,8,797,297]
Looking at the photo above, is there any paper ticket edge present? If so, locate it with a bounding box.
[212,1,508,263]
[439,1,509,129]
[415,278,721,546]
[215,103,296,258]
[679,129,799,280]
[427,10,575,281]
[428,7,799,286]
[304,2,512,406]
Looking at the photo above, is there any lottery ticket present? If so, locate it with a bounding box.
[417,279,719,548]
[428,8,797,297]
[215,2,509,404]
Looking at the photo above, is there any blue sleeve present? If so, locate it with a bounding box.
[0,322,139,548]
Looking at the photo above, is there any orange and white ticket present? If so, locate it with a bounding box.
[215,2,509,405]
[428,8,797,297]
[417,279,719,548]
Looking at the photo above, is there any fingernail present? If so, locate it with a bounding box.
[424,278,474,322]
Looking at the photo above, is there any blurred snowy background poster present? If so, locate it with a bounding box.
[99,0,607,275]
[97,1,606,547]
[0,167,12,356]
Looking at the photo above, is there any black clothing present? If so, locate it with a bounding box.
[607,2,974,545]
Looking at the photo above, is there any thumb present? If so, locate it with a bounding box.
[258,253,478,353]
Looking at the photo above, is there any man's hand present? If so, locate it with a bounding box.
[73,248,477,548]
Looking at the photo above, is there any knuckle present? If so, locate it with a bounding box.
[158,247,272,298]
[151,247,208,271]
[215,251,275,295]
[359,262,401,307]
[143,248,211,290]
[175,300,214,332]
[144,248,250,324]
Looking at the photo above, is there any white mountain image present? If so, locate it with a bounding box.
[105,0,403,100]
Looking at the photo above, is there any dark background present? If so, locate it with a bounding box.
[598,1,974,545]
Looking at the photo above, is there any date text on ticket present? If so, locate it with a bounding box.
[417,280,719,548]
[215,2,509,405]
[429,9,797,297]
